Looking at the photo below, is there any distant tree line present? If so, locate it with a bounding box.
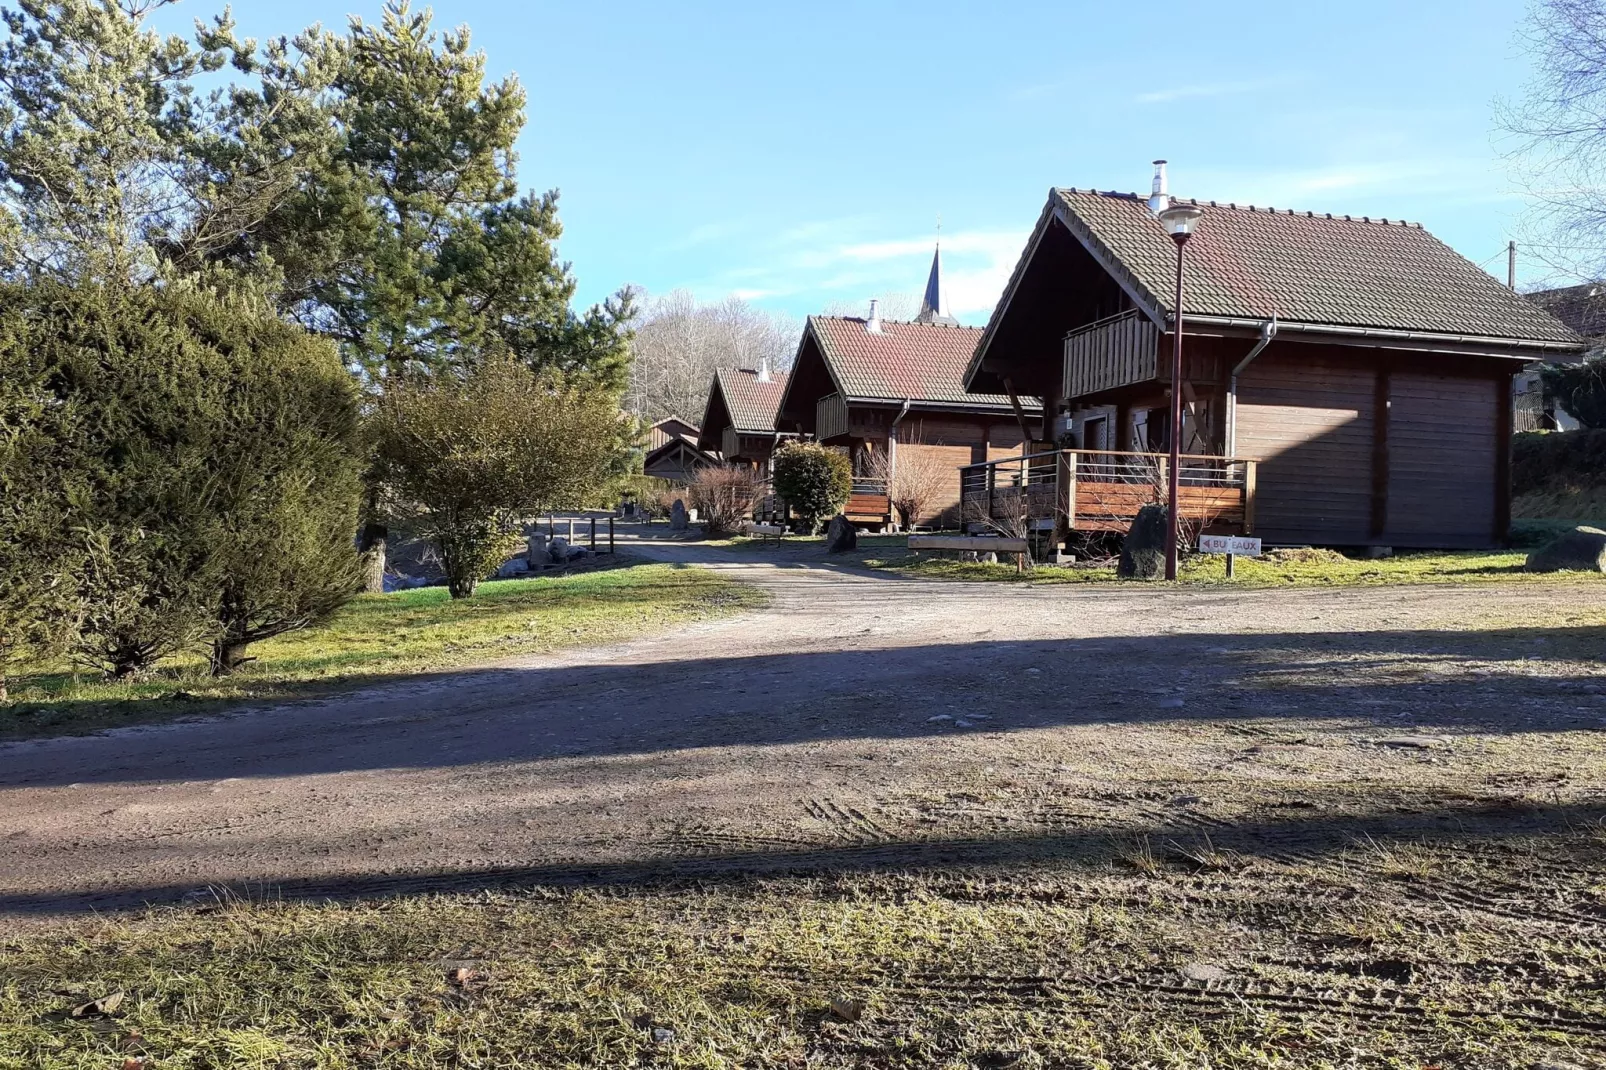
[0,0,633,698]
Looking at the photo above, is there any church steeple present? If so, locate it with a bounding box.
[914,243,958,326]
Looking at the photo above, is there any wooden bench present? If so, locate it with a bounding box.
[908,535,1030,572]
[742,522,786,543]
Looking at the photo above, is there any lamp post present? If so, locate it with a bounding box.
[1157,202,1203,581]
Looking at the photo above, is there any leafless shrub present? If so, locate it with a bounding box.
[688,465,763,536]
[866,439,961,530]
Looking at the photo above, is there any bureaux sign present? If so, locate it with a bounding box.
[1197,534,1262,556]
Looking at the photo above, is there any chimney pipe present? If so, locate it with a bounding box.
[1148,159,1170,215]
[756,356,771,383]
[866,298,882,334]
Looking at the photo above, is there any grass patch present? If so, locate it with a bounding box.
[2,858,1598,1069]
[859,544,1603,587]
[0,564,765,741]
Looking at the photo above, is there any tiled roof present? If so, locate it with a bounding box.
[1528,282,1606,340]
[1054,188,1582,345]
[716,367,789,431]
[809,316,1031,408]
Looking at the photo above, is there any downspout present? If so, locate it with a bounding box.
[1226,318,1277,456]
[888,397,912,478]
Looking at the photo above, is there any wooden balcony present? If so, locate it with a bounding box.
[816,392,850,441]
[959,449,1256,536]
[1062,309,1225,400]
[1063,310,1159,398]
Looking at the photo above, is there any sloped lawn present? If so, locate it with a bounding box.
[0,564,765,741]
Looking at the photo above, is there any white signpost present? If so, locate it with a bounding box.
[1198,534,1262,579]
[1197,535,1262,556]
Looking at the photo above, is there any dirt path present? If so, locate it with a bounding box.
[0,532,1602,923]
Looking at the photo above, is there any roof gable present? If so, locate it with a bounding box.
[709,367,788,433]
[806,316,1031,409]
[1050,188,1581,345]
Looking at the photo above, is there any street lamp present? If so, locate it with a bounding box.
[1157,201,1203,581]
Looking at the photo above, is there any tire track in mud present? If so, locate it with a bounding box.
[735,961,1606,1046]
[802,797,896,844]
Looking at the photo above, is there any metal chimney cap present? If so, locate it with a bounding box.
[1148,160,1171,216]
[866,298,883,334]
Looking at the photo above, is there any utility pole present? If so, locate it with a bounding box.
[1508,241,1517,291]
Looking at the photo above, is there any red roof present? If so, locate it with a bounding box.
[808,316,1026,408]
[1053,188,1580,343]
[715,367,789,431]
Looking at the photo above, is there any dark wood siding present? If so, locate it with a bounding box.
[1236,352,1376,544]
[1385,372,1498,547]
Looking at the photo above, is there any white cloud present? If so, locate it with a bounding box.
[1136,78,1290,105]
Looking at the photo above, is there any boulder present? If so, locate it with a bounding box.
[824,513,857,553]
[548,536,571,564]
[1118,504,1168,579]
[526,531,549,568]
[1526,525,1606,573]
[669,499,690,531]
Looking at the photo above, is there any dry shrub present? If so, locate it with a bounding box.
[867,440,960,530]
[688,465,762,536]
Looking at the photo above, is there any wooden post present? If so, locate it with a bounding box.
[1002,377,1035,446]
[1370,367,1391,539]
[1495,372,1513,544]
[567,517,575,542]
[590,515,597,551]
[609,516,615,554]
[1226,553,1235,579]
[1243,460,1257,534]
[1055,450,1077,544]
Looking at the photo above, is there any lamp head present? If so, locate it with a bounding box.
[1158,202,1204,244]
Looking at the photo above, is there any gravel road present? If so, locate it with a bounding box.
[1,533,1601,923]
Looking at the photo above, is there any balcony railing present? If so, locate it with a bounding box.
[816,392,850,441]
[959,449,1256,535]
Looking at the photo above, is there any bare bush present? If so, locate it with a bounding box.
[688,465,763,536]
[867,440,961,530]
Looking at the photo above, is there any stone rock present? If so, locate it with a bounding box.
[1180,963,1229,984]
[670,498,690,531]
[548,536,571,564]
[1376,734,1452,750]
[1526,525,1606,573]
[824,513,857,553]
[1118,504,1168,579]
[978,551,998,564]
[526,532,549,568]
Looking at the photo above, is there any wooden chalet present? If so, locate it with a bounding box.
[642,417,717,484]
[962,176,1585,550]
[698,366,791,470]
[775,249,1041,527]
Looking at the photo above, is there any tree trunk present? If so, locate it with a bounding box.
[446,573,478,599]
[210,637,254,676]
[360,521,388,594]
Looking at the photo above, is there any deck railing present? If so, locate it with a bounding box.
[959,449,1256,535]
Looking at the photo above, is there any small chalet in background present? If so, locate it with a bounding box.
[698,364,791,470]
[642,416,716,484]
[1520,282,1606,431]
[775,247,1041,526]
[965,173,1584,550]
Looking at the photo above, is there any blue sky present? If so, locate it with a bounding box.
[159,1,1545,324]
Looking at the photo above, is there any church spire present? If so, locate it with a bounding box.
[914,243,958,326]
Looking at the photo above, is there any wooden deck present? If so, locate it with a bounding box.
[959,449,1256,537]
